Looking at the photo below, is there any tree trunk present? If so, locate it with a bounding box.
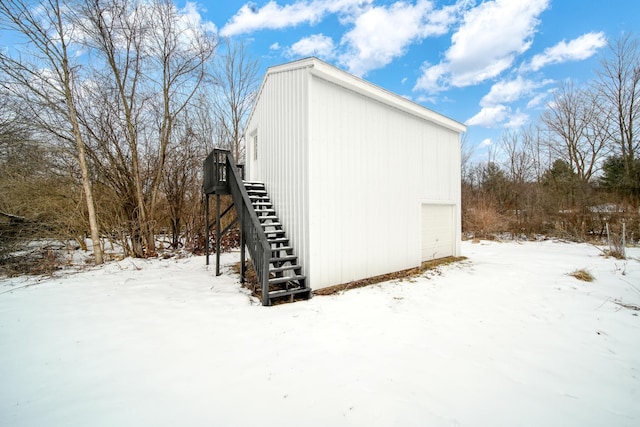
[58,5,103,265]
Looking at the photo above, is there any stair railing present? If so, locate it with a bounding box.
[207,149,271,306]
[203,150,226,194]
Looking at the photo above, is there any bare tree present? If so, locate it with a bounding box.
[213,38,260,162]
[146,0,215,230]
[78,0,154,256]
[0,0,104,263]
[459,132,473,180]
[77,0,215,256]
[161,122,200,249]
[541,80,607,182]
[597,34,640,199]
[500,128,536,184]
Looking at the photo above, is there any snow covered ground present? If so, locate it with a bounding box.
[1,240,639,427]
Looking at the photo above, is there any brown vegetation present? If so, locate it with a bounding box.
[306,257,466,296]
[568,269,595,282]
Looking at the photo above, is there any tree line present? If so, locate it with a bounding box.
[463,34,639,243]
[0,0,259,267]
[1,2,638,272]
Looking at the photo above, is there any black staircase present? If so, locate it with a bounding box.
[203,149,311,306]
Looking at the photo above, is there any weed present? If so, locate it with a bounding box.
[569,268,594,282]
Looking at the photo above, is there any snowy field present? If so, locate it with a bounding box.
[1,240,639,427]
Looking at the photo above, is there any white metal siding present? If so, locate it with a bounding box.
[308,75,461,289]
[245,58,463,291]
[421,204,455,261]
[245,66,310,277]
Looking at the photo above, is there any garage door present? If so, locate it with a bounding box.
[421,204,455,261]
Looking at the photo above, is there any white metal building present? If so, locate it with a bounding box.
[245,57,466,290]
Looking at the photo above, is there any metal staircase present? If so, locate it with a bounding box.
[203,149,311,306]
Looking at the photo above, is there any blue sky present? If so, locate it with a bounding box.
[201,0,638,161]
[1,0,636,161]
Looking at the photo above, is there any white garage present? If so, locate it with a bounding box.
[242,57,466,292]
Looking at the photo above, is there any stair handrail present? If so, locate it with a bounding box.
[215,149,272,306]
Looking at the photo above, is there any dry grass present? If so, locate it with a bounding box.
[568,268,594,282]
[314,256,467,296]
[462,200,507,238]
[603,248,627,260]
[0,249,63,278]
[231,256,467,299]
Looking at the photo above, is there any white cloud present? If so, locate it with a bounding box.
[179,2,217,35]
[526,91,549,109]
[480,76,553,107]
[270,42,281,50]
[467,104,531,129]
[288,34,335,58]
[220,0,371,37]
[447,0,549,86]
[504,110,529,128]
[466,105,508,127]
[421,1,463,35]
[414,0,549,93]
[221,0,461,77]
[416,94,437,104]
[220,1,319,36]
[414,62,450,94]
[338,0,459,76]
[479,138,492,148]
[168,1,218,54]
[524,32,607,71]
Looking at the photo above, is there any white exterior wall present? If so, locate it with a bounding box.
[245,64,311,277]
[307,74,461,289]
[245,58,464,291]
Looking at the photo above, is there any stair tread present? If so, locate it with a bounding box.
[269,275,306,285]
[261,222,282,228]
[270,246,293,252]
[268,287,311,299]
[270,264,301,273]
[259,217,279,222]
[270,255,297,262]
[269,237,289,243]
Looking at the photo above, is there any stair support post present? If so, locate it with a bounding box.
[261,253,270,306]
[215,193,221,276]
[205,193,210,266]
[240,205,246,283]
